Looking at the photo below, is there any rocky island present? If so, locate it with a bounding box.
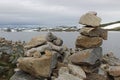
[0,12,120,80]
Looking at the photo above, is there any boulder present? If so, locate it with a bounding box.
[17,51,57,78]
[80,27,108,40]
[10,71,41,80]
[24,35,47,49]
[79,13,101,27]
[88,11,97,16]
[76,35,103,49]
[69,47,102,65]
[68,64,86,79]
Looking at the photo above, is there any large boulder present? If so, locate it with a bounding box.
[17,50,57,78]
[69,47,102,65]
[46,32,57,42]
[76,35,103,49]
[79,13,101,27]
[24,35,47,49]
[80,27,108,40]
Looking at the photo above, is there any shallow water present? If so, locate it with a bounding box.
[0,31,120,57]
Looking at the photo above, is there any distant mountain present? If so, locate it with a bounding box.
[101,21,120,31]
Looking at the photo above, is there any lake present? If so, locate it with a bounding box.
[0,31,120,58]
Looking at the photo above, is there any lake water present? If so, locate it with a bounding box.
[0,31,120,58]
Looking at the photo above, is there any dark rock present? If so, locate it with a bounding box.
[10,71,42,80]
[69,47,102,65]
[46,32,57,42]
[53,38,63,46]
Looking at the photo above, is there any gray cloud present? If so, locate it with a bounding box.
[0,0,120,26]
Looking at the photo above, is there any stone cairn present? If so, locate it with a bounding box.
[10,12,120,80]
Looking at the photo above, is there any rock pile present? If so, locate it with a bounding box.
[0,37,24,80]
[68,11,108,79]
[10,32,72,80]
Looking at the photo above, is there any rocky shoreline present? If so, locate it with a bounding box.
[0,12,120,80]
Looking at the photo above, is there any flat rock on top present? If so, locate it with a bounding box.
[24,35,47,49]
[79,13,101,27]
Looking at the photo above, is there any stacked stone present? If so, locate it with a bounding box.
[10,32,71,80]
[69,12,108,74]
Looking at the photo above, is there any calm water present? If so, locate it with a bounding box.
[0,31,120,57]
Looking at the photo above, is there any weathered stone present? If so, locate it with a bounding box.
[33,50,41,58]
[25,42,63,56]
[24,35,47,49]
[46,32,57,42]
[84,73,108,80]
[76,35,103,49]
[80,27,108,40]
[102,52,120,66]
[79,13,101,27]
[68,64,86,79]
[53,38,63,46]
[108,66,120,77]
[69,47,102,65]
[55,73,83,80]
[17,51,57,78]
[10,71,41,80]
[58,67,69,75]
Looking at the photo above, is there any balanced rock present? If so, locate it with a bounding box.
[80,27,108,40]
[76,35,103,49]
[24,35,47,49]
[17,51,57,78]
[79,13,101,27]
[69,47,102,65]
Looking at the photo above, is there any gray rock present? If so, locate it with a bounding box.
[79,13,101,27]
[46,32,57,42]
[102,52,120,66]
[53,38,63,46]
[69,47,102,65]
[10,71,41,80]
[68,64,86,79]
[58,67,69,75]
[55,73,82,80]
[76,35,103,49]
[80,27,108,40]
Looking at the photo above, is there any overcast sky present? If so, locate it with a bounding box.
[0,0,120,26]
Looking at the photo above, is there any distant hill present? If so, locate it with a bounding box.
[101,21,120,27]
